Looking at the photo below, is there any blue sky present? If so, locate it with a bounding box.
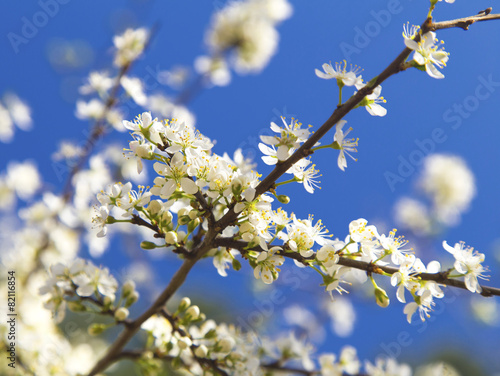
[2,0,500,373]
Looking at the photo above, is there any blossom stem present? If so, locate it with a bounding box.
[311,144,334,152]
[274,177,300,187]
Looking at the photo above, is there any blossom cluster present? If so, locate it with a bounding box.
[92,111,489,326]
[315,61,388,117]
[138,297,418,375]
[4,0,498,375]
[138,297,462,375]
[38,258,138,324]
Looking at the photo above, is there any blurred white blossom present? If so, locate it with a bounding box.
[206,0,292,73]
[419,154,476,226]
[113,27,148,67]
[0,93,32,143]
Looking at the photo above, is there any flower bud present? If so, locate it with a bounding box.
[140,241,157,250]
[185,305,200,320]
[122,280,136,297]
[277,194,290,204]
[177,230,187,243]
[125,291,140,307]
[114,307,129,321]
[178,214,190,225]
[218,337,235,353]
[188,210,199,220]
[88,323,107,336]
[179,297,191,311]
[162,211,173,224]
[188,218,200,233]
[103,295,115,305]
[232,258,241,271]
[147,200,162,215]
[105,215,117,224]
[231,178,243,196]
[205,328,217,339]
[375,286,390,308]
[165,231,178,244]
[194,345,208,358]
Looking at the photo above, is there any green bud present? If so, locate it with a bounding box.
[140,241,157,250]
[106,215,117,224]
[375,286,390,308]
[122,280,136,298]
[125,291,140,307]
[232,258,242,271]
[277,194,290,204]
[88,323,108,336]
[204,328,217,339]
[179,297,191,311]
[188,218,200,233]
[178,215,190,225]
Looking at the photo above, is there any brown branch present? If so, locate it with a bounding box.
[87,225,219,375]
[262,362,318,375]
[61,61,133,202]
[87,256,199,375]
[113,349,175,362]
[214,238,500,297]
[430,11,500,31]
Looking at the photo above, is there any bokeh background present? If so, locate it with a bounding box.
[1,0,500,374]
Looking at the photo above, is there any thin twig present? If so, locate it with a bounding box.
[160,308,230,376]
[214,238,500,297]
[62,27,159,202]
[430,12,500,31]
